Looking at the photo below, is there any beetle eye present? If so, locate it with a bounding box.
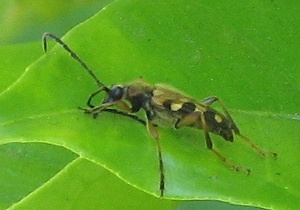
[110,86,123,101]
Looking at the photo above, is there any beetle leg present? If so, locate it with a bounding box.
[103,109,146,126]
[175,112,200,129]
[201,96,219,106]
[82,99,133,119]
[202,97,276,158]
[238,133,277,158]
[145,111,165,197]
[146,119,159,140]
[115,100,132,113]
[200,112,251,174]
[81,102,114,119]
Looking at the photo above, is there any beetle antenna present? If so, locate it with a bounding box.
[42,33,108,91]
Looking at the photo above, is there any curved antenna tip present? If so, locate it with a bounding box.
[42,32,107,89]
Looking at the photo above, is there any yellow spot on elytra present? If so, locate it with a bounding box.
[214,114,223,123]
[171,103,183,111]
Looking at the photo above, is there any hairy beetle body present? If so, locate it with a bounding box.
[42,33,277,197]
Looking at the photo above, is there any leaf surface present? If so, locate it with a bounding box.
[0,1,299,209]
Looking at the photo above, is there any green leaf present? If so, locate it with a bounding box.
[0,42,42,92]
[9,158,176,210]
[0,0,299,209]
[0,143,76,209]
[0,42,176,209]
